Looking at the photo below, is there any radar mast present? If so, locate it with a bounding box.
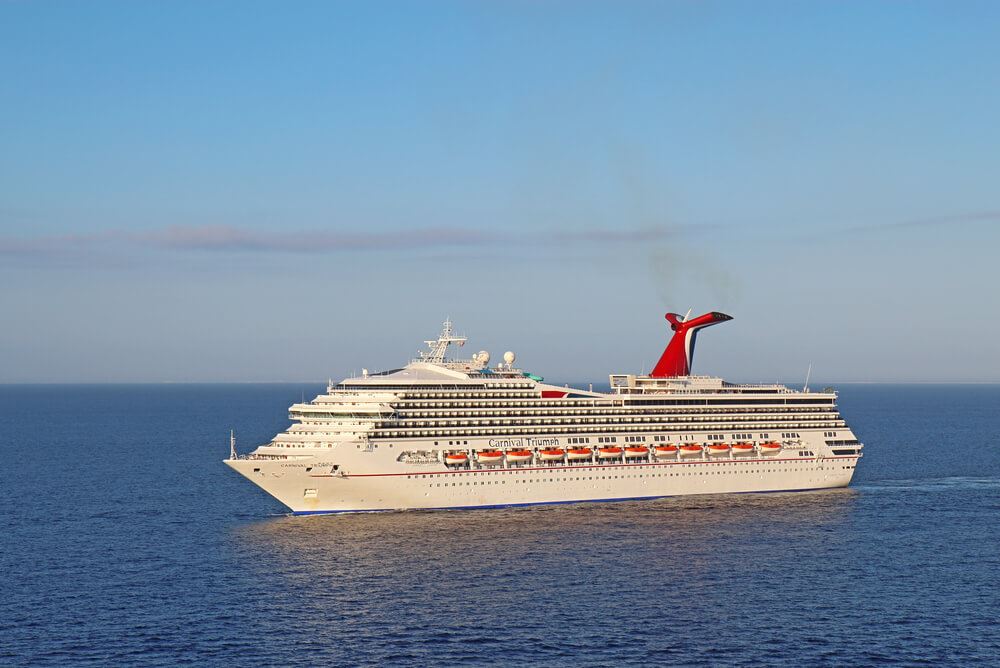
[418,318,467,364]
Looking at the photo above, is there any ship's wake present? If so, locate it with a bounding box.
[857,476,1000,493]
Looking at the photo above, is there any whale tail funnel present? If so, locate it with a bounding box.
[650,311,733,377]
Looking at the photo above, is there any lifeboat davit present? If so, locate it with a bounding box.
[444,452,469,466]
[624,446,648,458]
[759,442,782,456]
[731,443,755,456]
[539,448,566,461]
[678,445,703,457]
[567,448,592,461]
[597,447,623,459]
[707,444,730,456]
[654,445,678,458]
[506,449,533,463]
[477,450,504,465]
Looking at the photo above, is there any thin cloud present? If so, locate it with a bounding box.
[0,231,119,255]
[845,211,1000,234]
[138,225,498,252]
[0,223,699,256]
[551,227,674,244]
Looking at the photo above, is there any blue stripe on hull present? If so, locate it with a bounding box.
[289,486,840,516]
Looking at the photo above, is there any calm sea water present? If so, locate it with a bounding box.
[1,384,998,666]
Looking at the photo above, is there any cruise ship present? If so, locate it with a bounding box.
[225,312,863,514]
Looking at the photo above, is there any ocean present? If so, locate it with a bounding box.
[1,383,998,666]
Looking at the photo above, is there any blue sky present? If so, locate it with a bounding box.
[1,1,998,383]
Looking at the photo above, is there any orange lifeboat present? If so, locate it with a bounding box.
[624,446,649,458]
[678,444,703,457]
[477,450,504,465]
[654,444,678,458]
[597,446,623,459]
[759,442,782,456]
[506,449,533,463]
[731,443,755,456]
[567,448,592,461]
[707,443,730,456]
[539,448,566,461]
[444,452,469,466]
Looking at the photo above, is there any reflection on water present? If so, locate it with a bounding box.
[233,490,859,582]
[223,490,877,665]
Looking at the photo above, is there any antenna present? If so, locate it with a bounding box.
[418,318,468,364]
[803,363,812,392]
[682,308,692,322]
[229,429,237,459]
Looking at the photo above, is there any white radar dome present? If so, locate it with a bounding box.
[503,351,516,365]
[477,350,490,365]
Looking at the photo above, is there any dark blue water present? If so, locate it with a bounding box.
[2,384,998,666]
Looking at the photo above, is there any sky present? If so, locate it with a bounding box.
[1,1,999,383]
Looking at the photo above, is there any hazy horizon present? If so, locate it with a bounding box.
[2,2,999,383]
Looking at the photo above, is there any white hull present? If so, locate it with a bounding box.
[225,449,860,514]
